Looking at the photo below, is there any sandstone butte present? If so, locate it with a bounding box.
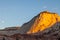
[27,11,60,34]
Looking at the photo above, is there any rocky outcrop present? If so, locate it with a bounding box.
[27,11,60,34]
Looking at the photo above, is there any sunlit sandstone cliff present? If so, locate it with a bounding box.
[27,11,60,34]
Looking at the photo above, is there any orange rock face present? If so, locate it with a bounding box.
[27,11,60,34]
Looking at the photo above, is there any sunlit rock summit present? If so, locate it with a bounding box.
[27,11,60,34]
[19,11,60,34]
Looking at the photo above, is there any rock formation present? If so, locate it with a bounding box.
[27,11,60,34]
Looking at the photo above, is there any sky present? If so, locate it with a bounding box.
[0,0,60,29]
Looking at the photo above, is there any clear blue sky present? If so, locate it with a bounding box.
[0,0,60,29]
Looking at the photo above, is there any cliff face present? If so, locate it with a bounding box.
[27,11,60,34]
